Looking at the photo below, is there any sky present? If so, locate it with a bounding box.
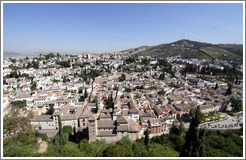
[3,2,244,55]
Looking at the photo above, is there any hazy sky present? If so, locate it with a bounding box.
[3,3,244,55]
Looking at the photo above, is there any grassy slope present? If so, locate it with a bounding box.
[201,47,242,62]
[139,46,211,59]
[135,40,243,63]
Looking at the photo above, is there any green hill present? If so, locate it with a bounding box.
[122,39,243,63]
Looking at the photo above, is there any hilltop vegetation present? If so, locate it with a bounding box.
[123,39,243,63]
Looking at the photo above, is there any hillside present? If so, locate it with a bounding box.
[122,39,243,63]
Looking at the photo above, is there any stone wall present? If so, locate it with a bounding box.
[96,132,141,143]
[31,121,57,130]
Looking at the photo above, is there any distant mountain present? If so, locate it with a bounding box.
[3,51,44,57]
[121,45,152,53]
[3,51,23,57]
[121,39,243,63]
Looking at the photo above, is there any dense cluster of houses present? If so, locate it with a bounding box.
[2,53,242,142]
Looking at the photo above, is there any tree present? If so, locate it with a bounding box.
[63,77,69,83]
[78,87,83,94]
[159,73,165,80]
[132,141,148,157]
[180,106,205,157]
[60,143,84,157]
[113,85,118,90]
[119,73,126,82]
[56,60,70,68]
[32,60,39,69]
[118,136,133,154]
[3,108,33,135]
[141,58,150,65]
[170,125,180,135]
[92,97,98,103]
[3,132,39,157]
[147,143,179,157]
[73,124,76,136]
[110,94,114,109]
[31,82,37,91]
[79,95,85,102]
[10,58,16,63]
[3,79,8,85]
[158,89,166,95]
[125,56,135,64]
[58,115,66,145]
[7,71,19,78]
[179,121,186,136]
[95,103,98,113]
[144,129,150,147]
[198,129,205,157]
[230,96,243,112]
[103,144,133,157]
[63,126,72,136]
[105,94,114,109]
[84,88,88,98]
[225,83,232,95]
[11,100,27,109]
[203,130,243,157]
[124,87,131,92]
[215,83,218,90]
[235,76,239,85]
[26,62,32,69]
[183,64,197,74]
[46,105,54,115]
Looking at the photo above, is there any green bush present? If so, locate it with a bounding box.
[3,132,39,157]
[103,144,133,157]
[147,143,179,157]
[63,126,72,136]
[3,128,243,157]
[60,142,84,157]
[132,141,148,157]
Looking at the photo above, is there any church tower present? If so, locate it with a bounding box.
[88,115,97,142]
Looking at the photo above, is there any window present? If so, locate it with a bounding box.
[69,109,75,114]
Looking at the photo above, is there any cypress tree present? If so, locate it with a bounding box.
[73,124,77,141]
[95,103,98,113]
[179,121,186,136]
[235,76,239,85]
[58,115,65,145]
[215,83,218,90]
[46,105,54,115]
[84,88,88,98]
[73,124,76,136]
[110,94,114,109]
[144,129,149,147]
[180,106,204,157]
[198,129,205,157]
[225,83,232,95]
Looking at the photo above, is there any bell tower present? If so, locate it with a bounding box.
[88,115,97,142]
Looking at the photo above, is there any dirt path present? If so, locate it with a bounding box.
[36,141,48,153]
